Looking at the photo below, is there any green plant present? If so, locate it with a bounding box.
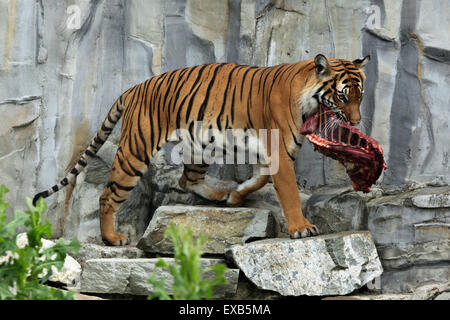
[0,185,81,300]
[147,222,228,300]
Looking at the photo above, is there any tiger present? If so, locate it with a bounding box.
[33,54,370,246]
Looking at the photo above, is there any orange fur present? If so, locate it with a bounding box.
[34,55,370,245]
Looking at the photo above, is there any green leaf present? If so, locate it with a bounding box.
[0,184,79,300]
[146,222,230,300]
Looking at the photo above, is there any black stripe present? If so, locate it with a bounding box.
[183,65,210,122]
[258,67,270,94]
[217,65,241,130]
[197,63,226,122]
[126,158,144,177]
[52,185,59,192]
[107,181,135,192]
[85,150,95,157]
[101,124,113,133]
[267,64,287,99]
[142,78,153,117]
[240,66,257,102]
[94,136,105,145]
[78,159,87,167]
[32,191,49,206]
[116,150,137,177]
[137,106,151,165]
[107,113,117,125]
[160,70,179,112]
[61,178,69,186]
[276,63,294,85]
[71,168,78,175]
[185,166,208,174]
[155,86,163,151]
[121,86,138,126]
[129,132,145,163]
[125,84,143,126]
[246,67,262,128]
[291,130,302,147]
[230,86,237,123]
[171,67,196,113]
[111,197,126,204]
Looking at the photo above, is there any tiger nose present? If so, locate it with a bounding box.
[350,119,360,125]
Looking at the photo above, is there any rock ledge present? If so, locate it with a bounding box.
[226,231,383,296]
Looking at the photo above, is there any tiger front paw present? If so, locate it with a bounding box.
[102,233,130,246]
[289,222,320,239]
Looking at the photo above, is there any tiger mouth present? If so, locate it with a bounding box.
[318,99,348,122]
[300,104,386,193]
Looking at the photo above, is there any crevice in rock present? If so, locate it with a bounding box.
[409,33,436,176]
[325,0,336,57]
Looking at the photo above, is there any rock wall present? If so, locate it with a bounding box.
[0,0,449,294]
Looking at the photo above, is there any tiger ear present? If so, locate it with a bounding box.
[353,55,371,68]
[314,54,330,77]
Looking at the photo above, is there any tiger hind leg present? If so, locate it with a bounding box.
[100,147,149,246]
[179,163,269,207]
[226,164,269,206]
[179,163,231,202]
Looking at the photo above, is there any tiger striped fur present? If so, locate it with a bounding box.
[33,54,370,245]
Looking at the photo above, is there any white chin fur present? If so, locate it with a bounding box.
[300,93,319,120]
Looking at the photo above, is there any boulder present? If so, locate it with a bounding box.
[74,243,146,268]
[226,231,383,296]
[137,205,274,254]
[304,186,450,293]
[80,258,239,298]
[304,186,370,235]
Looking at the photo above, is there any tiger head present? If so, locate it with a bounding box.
[310,54,370,126]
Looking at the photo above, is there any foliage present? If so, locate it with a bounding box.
[147,222,228,300]
[0,185,81,300]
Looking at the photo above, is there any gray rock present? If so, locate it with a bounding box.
[366,187,450,247]
[376,240,450,270]
[414,222,450,243]
[304,187,369,235]
[226,231,383,296]
[380,266,450,294]
[303,186,450,293]
[327,281,450,300]
[137,205,274,254]
[245,182,311,237]
[435,292,450,300]
[80,258,239,298]
[412,191,450,208]
[74,243,146,268]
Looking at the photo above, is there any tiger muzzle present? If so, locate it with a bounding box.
[300,105,387,193]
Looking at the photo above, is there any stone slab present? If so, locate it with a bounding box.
[80,258,239,298]
[137,205,274,254]
[74,243,146,268]
[226,231,383,296]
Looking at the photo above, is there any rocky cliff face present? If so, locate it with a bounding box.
[0,0,449,294]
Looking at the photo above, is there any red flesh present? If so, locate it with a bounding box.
[300,105,387,193]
